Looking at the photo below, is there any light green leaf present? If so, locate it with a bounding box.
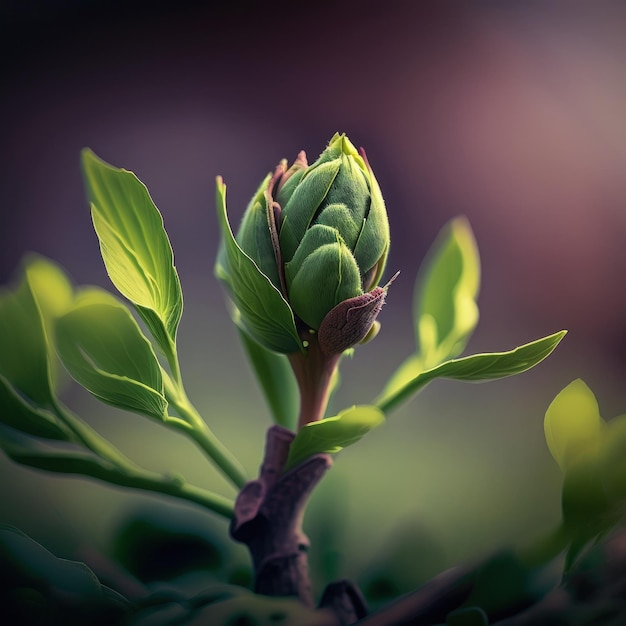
[24,254,74,322]
[0,374,75,441]
[55,289,168,420]
[285,405,384,470]
[237,325,299,430]
[414,217,480,368]
[81,149,183,367]
[214,177,302,354]
[376,331,567,414]
[0,270,53,407]
[24,255,75,391]
[544,379,604,472]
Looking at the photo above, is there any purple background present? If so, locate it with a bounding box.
[2,0,625,589]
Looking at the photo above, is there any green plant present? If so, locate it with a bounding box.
[5,133,618,625]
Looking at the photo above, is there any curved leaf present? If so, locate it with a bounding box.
[81,149,182,365]
[24,255,75,391]
[0,424,119,477]
[55,290,167,420]
[285,405,384,470]
[214,177,302,354]
[414,217,480,368]
[0,374,75,441]
[544,379,604,471]
[376,331,567,414]
[0,269,53,406]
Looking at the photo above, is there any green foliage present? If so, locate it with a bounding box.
[0,139,581,623]
[0,525,129,624]
[544,379,604,472]
[55,289,168,421]
[81,149,183,375]
[375,217,565,414]
[376,331,567,414]
[214,176,302,354]
[544,380,626,572]
[0,376,75,441]
[285,405,385,470]
[414,217,480,368]
[0,260,56,407]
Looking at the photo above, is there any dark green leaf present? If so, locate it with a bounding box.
[55,289,167,420]
[0,375,75,441]
[376,331,567,414]
[0,424,118,477]
[81,149,183,365]
[214,177,302,354]
[285,405,384,470]
[0,524,130,621]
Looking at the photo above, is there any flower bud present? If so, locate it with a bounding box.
[224,133,391,355]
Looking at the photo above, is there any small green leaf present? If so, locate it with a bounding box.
[376,331,567,414]
[414,217,480,368]
[24,254,74,323]
[0,270,53,407]
[544,379,604,471]
[214,177,302,354]
[285,405,384,470]
[237,325,298,430]
[81,149,183,366]
[0,375,75,441]
[55,289,168,420]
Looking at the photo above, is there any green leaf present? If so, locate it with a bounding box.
[81,149,183,367]
[24,255,75,391]
[237,326,299,430]
[544,379,604,472]
[0,269,54,407]
[0,424,119,477]
[560,443,617,572]
[55,289,168,420]
[0,374,76,441]
[214,177,302,354]
[0,524,129,616]
[24,254,74,324]
[376,331,567,414]
[285,405,384,470]
[414,217,480,368]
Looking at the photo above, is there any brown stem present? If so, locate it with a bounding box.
[355,565,475,626]
[230,425,332,606]
[288,336,340,430]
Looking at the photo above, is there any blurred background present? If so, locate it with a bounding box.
[1,0,625,602]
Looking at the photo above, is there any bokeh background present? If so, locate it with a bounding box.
[2,0,625,601]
